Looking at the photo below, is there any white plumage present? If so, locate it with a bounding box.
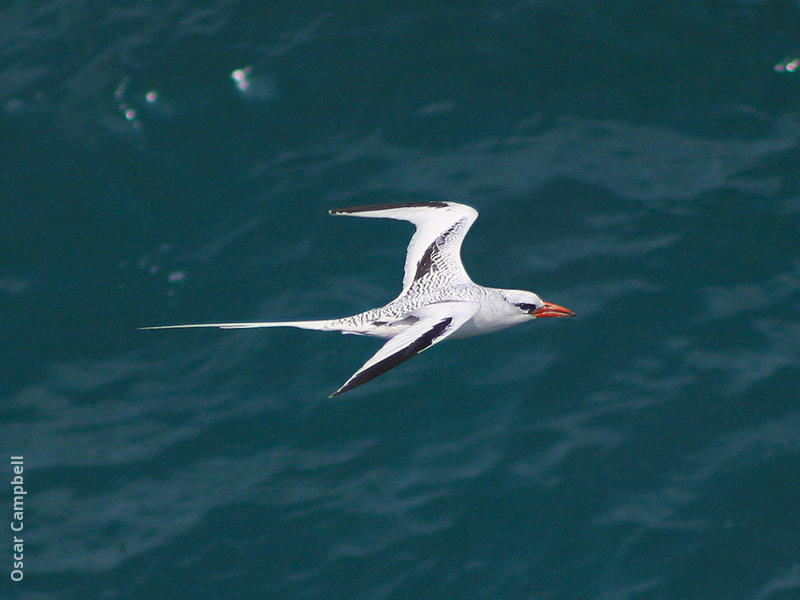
[143,202,575,396]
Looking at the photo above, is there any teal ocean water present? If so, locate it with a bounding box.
[3,2,800,598]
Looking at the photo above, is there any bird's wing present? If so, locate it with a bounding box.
[330,301,479,396]
[330,201,479,294]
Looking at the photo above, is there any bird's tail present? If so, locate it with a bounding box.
[139,319,339,332]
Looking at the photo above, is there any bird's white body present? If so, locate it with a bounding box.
[143,202,574,395]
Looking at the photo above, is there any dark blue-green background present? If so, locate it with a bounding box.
[3,2,800,598]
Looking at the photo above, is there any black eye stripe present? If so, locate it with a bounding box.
[515,303,537,312]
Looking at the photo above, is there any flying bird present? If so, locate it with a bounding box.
[143,202,575,396]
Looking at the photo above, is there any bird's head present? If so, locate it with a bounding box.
[501,289,576,319]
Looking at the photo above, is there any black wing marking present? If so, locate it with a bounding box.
[330,201,448,214]
[330,318,452,397]
[412,219,463,282]
[328,202,479,292]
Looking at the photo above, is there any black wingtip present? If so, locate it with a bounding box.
[327,317,453,397]
[330,201,449,215]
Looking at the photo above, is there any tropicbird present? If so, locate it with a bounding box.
[143,202,575,396]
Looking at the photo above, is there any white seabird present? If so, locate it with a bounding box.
[143,202,575,396]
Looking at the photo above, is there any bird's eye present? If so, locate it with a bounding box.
[515,303,537,312]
